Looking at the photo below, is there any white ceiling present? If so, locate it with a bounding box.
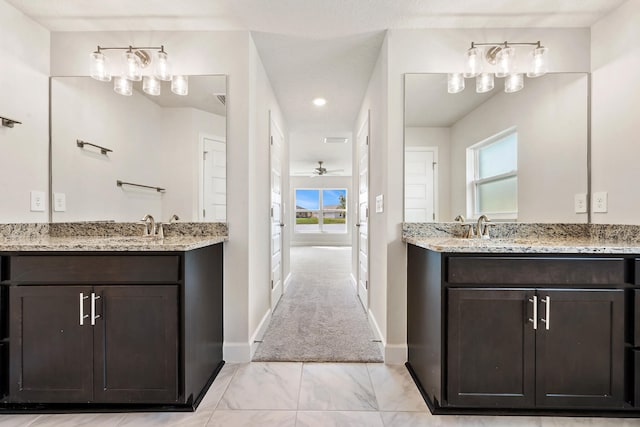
[7,0,627,175]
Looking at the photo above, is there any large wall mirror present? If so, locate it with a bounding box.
[51,75,227,223]
[404,72,589,223]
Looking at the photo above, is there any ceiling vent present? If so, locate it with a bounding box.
[215,94,226,105]
[323,137,348,144]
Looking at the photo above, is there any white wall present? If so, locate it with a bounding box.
[591,0,640,224]
[450,74,588,223]
[404,127,451,221]
[247,34,289,359]
[290,175,352,246]
[354,33,391,358]
[0,0,50,223]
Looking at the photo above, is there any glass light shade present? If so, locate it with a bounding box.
[476,73,494,93]
[113,76,133,96]
[495,46,515,78]
[171,75,189,96]
[447,73,465,94]
[527,46,549,78]
[154,51,172,81]
[89,51,111,82]
[143,75,161,96]
[122,51,142,81]
[504,73,524,93]
[463,47,483,78]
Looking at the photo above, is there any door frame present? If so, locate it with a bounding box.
[269,113,285,310]
[355,112,370,311]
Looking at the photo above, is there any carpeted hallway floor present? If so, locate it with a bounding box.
[252,246,383,362]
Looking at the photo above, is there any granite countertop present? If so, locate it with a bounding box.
[0,235,227,252]
[404,236,640,254]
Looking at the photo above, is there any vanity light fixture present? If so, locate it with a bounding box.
[454,41,549,94]
[89,45,188,96]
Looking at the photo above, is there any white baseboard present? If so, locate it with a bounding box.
[384,343,408,365]
[223,342,251,363]
[249,308,272,359]
[367,309,407,365]
[283,272,292,293]
[350,273,358,291]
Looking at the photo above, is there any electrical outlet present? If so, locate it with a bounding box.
[574,193,587,214]
[592,191,608,213]
[30,191,45,212]
[54,192,66,212]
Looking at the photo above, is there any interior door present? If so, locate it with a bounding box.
[270,115,285,309]
[356,115,369,311]
[201,136,226,221]
[404,147,436,222]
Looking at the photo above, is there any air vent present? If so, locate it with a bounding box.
[215,94,226,105]
[323,137,348,144]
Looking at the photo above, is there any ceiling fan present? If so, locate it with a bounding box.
[311,161,343,177]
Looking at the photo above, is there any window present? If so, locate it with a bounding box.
[467,129,517,219]
[295,189,347,233]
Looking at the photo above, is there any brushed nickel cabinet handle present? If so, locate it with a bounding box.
[79,293,89,326]
[528,296,538,330]
[91,293,101,326]
[540,296,550,330]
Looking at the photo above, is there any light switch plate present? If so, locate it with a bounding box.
[375,194,384,213]
[30,191,45,212]
[574,193,587,214]
[54,192,66,212]
[592,191,608,213]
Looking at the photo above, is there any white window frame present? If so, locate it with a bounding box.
[294,188,348,234]
[466,127,518,221]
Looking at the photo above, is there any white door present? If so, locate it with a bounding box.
[404,147,437,222]
[356,116,369,311]
[270,115,285,309]
[201,136,226,221]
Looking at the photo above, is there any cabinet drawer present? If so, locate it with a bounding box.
[636,259,640,286]
[0,286,6,339]
[447,257,626,285]
[636,290,640,347]
[0,342,6,398]
[635,350,640,408]
[9,255,180,283]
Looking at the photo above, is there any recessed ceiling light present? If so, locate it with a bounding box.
[313,98,327,106]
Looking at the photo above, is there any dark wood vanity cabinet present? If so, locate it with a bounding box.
[9,285,178,403]
[408,245,634,415]
[1,243,223,408]
[447,287,625,409]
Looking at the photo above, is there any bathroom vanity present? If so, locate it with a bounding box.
[405,231,640,416]
[0,231,225,412]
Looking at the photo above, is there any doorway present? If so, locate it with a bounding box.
[199,134,226,222]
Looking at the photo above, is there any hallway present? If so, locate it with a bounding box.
[253,246,382,362]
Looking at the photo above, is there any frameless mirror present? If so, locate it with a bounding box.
[51,75,227,223]
[404,72,588,223]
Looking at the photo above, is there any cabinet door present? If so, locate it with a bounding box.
[9,286,93,402]
[447,288,536,407]
[535,289,625,408]
[93,286,178,403]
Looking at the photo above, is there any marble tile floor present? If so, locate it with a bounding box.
[1,362,640,427]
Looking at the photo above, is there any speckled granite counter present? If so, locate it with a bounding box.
[0,222,228,251]
[0,235,227,252]
[403,222,640,254]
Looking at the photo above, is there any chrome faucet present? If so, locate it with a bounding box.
[454,214,475,238]
[476,215,493,239]
[141,214,156,236]
[169,214,180,223]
